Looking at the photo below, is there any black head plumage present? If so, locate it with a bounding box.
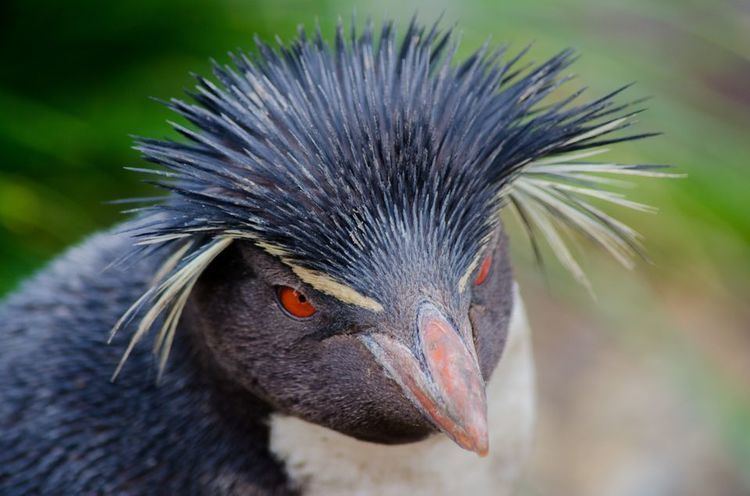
[113,17,671,377]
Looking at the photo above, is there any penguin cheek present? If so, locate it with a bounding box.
[467,237,515,381]
[269,335,435,443]
[469,305,507,381]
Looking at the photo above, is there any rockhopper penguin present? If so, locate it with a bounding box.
[0,18,670,496]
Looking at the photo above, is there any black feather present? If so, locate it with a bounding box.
[128,18,649,305]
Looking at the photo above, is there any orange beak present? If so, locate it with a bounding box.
[361,304,489,456]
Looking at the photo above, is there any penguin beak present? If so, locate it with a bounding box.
[361,303,489,456]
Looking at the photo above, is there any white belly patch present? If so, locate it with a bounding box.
[270,287,535,496]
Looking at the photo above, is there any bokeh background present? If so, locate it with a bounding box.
[1,0,748,494]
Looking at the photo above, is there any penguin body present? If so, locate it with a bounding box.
[0,228,290,495]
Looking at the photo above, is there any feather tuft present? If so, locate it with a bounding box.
[110,17,674,378]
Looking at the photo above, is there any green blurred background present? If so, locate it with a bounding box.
[1,0,748,494]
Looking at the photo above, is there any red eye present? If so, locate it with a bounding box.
[474,256,492,286]
[276,286,317,318]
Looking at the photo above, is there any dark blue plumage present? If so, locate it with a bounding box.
[0,226,293,495]
[129,19,649,308]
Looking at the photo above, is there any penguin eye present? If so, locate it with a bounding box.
[474,255,492,286]
[276,286,317,319]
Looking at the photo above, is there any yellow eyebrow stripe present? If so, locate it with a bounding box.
[458,251,484,292]
[252,239,382,311]
[288,265,384,312]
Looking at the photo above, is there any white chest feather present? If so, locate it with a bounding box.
[270,288,535,496]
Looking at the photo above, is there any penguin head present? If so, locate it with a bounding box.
[112,18,663,456]
[186,225,514,455]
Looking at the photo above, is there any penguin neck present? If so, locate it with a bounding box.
[157,317,298,494]
[179,310,275,430]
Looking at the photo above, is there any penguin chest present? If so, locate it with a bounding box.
[270,292,535,496]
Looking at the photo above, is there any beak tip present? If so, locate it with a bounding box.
[453,421,489,457]
[476,435,490,457]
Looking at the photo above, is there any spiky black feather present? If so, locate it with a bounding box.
[127,18,652,309]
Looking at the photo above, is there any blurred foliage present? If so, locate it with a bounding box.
[1,0,748,491]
